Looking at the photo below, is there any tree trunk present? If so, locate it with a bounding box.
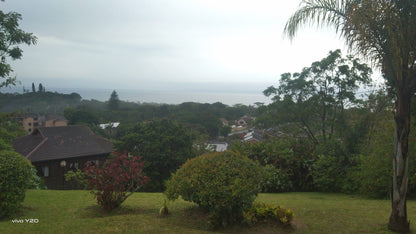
[388,89,411,232]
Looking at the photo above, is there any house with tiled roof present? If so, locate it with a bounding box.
[243,129,264,143]
[13,125,113,189]
[19,113,68,134]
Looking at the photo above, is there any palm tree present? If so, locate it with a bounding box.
[284,0,416,232]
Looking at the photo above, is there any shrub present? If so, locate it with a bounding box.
[165,151,265,228]
[84,152,150,210]
[0,150,33,218]
[262,164,293,193]
[64,169,87,189]
[243,202,294,226]
[26,167,47,189]
[312,154,347,192]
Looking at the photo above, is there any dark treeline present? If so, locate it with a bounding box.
[72,100,254,140]
[0,90,255,140]
[0,91,82,113]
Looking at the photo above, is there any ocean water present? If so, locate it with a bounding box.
[62,88,271,106]
[2,86,272,106]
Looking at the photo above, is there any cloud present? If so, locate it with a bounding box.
[4,0,350,91]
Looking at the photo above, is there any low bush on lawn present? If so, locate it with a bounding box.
[243,202,294,226]
[165,151,266,228]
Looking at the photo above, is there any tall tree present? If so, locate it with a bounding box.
[38,83,44,92]
[115,119,195,191]
[284,0,416,231]
[108,90,120,110]
[0,1,37,89]
[264,49,371,145]
[31,82,35,92]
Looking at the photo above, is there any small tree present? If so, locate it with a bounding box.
[108,90,120,110]
[83,152,150,211]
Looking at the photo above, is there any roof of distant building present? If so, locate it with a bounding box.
[206,142,229,152]
[45,114,67,121]
[99,122,120,129]
[13,125,113,162]
[243,129,263,142]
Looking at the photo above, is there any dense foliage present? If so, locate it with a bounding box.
[0,92,82,113]
[352,110,416,198]
[235,94,416,198]
[115,119,195,191]
[0,150,33,218]
[262,50,371,144]
[232,137,315,192]
[0,112,26,144]
[165,151,265,228]
[64,107,99,126]
[83,152,150,211]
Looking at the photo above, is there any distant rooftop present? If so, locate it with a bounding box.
[13,125,113,162]
[99,122,120,129]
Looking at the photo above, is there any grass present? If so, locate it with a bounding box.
[1,190,416,233]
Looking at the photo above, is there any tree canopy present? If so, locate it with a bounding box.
[0,3,37,88]
[115,119,196,191]
[285,0,416,231]
[263,49,371,144]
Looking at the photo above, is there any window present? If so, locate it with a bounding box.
[42,166,49,177]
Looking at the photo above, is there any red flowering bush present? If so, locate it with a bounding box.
[84,152,150,210]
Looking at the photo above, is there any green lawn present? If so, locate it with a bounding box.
[1,190,416,233]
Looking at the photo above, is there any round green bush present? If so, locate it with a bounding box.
[0,150,33,218]
[165,151,265,227]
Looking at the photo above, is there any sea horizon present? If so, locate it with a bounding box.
[1,85,272,106]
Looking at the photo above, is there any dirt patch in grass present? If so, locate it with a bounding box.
[290,218,308,233]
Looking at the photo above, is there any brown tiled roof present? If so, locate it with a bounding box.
[12,125,113,162]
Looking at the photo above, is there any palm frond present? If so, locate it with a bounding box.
[284,0,352,40]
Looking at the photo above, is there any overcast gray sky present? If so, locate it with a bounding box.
[3,0,347,91]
